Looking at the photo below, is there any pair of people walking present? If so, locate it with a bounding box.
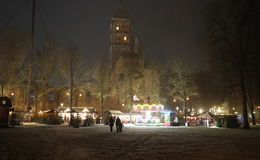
[109,116,123,132]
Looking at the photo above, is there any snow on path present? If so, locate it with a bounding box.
[0,125,260,160]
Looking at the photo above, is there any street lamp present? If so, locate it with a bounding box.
[10,92,15,109]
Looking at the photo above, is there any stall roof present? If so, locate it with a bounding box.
[198,112,216,119]
[42,109,57,113]
[107,110,123,115]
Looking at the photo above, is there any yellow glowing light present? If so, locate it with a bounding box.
[123,36,127,41]
[116,26,120,30]
[199,109,203,114]
[79,93,82,97]
[11,92,15,96]
[186,97,190,101]
[132,104,164,111]
[173,99,176,102]
[2,100,6,105]
[133,95,139,101]
[66,92,70,96]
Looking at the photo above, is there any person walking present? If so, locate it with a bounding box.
[116,117,121,132]
[109,116,115,132]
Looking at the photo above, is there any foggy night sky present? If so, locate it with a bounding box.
[0,0,208,70]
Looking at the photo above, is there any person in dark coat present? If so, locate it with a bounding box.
[116,117,124,132]
[109,116,115,132]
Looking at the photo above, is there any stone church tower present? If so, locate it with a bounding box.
[109,1,159,111]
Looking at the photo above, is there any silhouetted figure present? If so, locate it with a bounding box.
[116,117,123,132]
[109,116,115,132]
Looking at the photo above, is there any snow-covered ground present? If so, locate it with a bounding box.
[1,124,260,160]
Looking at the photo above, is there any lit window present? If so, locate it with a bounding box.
[123,36,127,41]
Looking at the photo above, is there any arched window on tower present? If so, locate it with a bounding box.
[123,36,129,43]
[115,24,120,31]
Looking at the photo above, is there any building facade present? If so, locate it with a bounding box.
[108,2,160,112]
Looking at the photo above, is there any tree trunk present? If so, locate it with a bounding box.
[246,75,256,125]
[241,76,250,129]
[1,83,4,96]
[70,65,74,120]
[129,77,133,123]
[35,85,38,113]
[70,78,73,118]
[247,98,256,125]
[101,90,104,118]
[184,98,187,126]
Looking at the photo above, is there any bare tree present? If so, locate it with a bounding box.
[0,27,30,96]
[91,56,111,117]
[57,46,85,118]
[160,58,199,124]
[171,59,198,124]
[204,0,260,128]
[33,36,60,112]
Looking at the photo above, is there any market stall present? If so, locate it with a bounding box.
[132,104,172,126]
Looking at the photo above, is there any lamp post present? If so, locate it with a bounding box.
[10,92,15,109]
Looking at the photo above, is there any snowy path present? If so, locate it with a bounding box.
[1,125,260,160]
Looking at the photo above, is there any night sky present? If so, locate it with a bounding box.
[0,0,208,70]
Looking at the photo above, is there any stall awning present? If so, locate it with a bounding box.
[198,112,216,119]
[42,109,57,113]
[107,110,122,115]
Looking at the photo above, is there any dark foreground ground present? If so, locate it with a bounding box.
[0,124,260,160]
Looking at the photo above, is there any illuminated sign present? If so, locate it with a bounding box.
[133,104,164,112]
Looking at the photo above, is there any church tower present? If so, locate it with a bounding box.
[109,1,134,65]
[108,0,157,111]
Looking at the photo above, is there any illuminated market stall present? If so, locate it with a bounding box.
[57,107,96,122]
[128,104,172,126]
